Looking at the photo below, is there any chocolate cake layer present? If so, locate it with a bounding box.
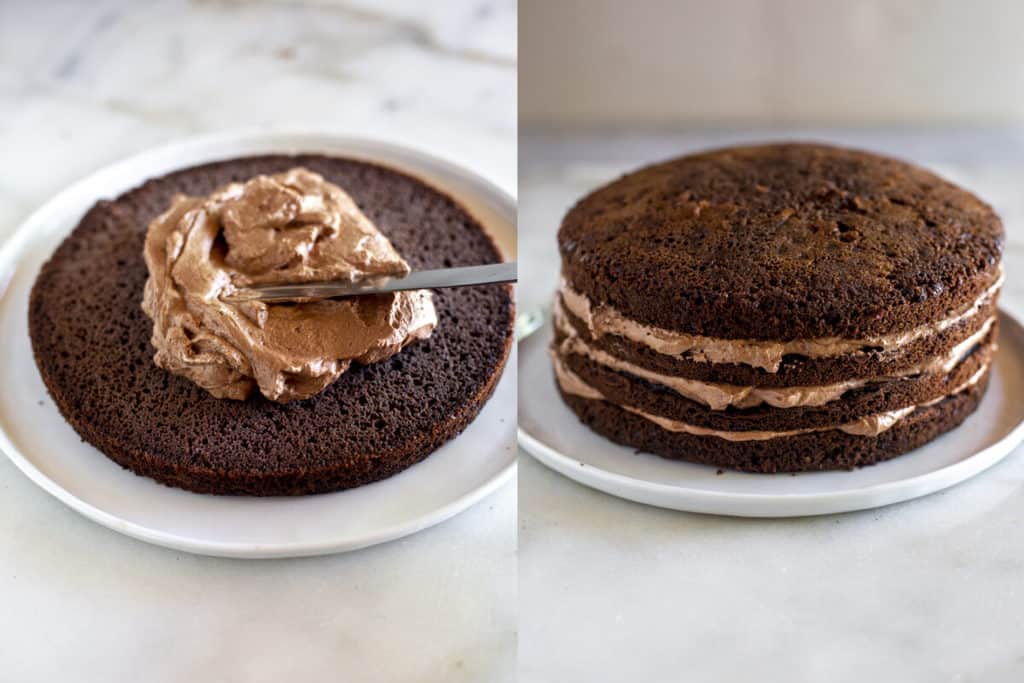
[559,143,1003,340]
[557,294,997,387]
[556,331,994,432]
[29,155,514,496]
[557,377,989,473]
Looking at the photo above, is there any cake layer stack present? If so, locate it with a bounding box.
[552,143,1004,472]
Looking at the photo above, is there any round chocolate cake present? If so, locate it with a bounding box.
[30,155,514,495]
[553,143,1003,472]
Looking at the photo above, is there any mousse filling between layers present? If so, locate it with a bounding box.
[142,167,437,403]
[553,297,996,410]
[559,271,1003,373]
[552,352,991,441]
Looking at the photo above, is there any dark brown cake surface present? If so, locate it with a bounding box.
[29,154,514,496]
[559,143,1004,340]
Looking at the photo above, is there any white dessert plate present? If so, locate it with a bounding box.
[518,309,1024,517]
[0,131,516,558]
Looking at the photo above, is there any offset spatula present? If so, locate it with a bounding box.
[223,262,517,303]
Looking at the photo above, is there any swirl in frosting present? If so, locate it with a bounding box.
[141,167,436,403]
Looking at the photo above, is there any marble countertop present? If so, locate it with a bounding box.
[518,129,1024,683]
[0,2,515,682]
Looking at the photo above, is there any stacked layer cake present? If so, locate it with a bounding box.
[552,143,1004,472]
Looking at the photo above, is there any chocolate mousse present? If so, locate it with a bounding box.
[142,168,436,402]
[552,143,1003,472]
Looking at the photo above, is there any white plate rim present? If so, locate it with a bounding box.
[518,309,1024,517]
[0,129,517,557]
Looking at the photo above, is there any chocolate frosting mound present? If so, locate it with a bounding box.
[142,167,436,403]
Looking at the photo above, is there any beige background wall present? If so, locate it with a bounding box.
[520,0,1024,126]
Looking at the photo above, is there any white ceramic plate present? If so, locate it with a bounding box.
[518,310,1024,517]
[0,131,516,558]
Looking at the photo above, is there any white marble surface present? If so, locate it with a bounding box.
[519,129,1024,683]
[0,2,515,681]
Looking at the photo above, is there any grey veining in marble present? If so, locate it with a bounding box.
[0,0,517,232]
